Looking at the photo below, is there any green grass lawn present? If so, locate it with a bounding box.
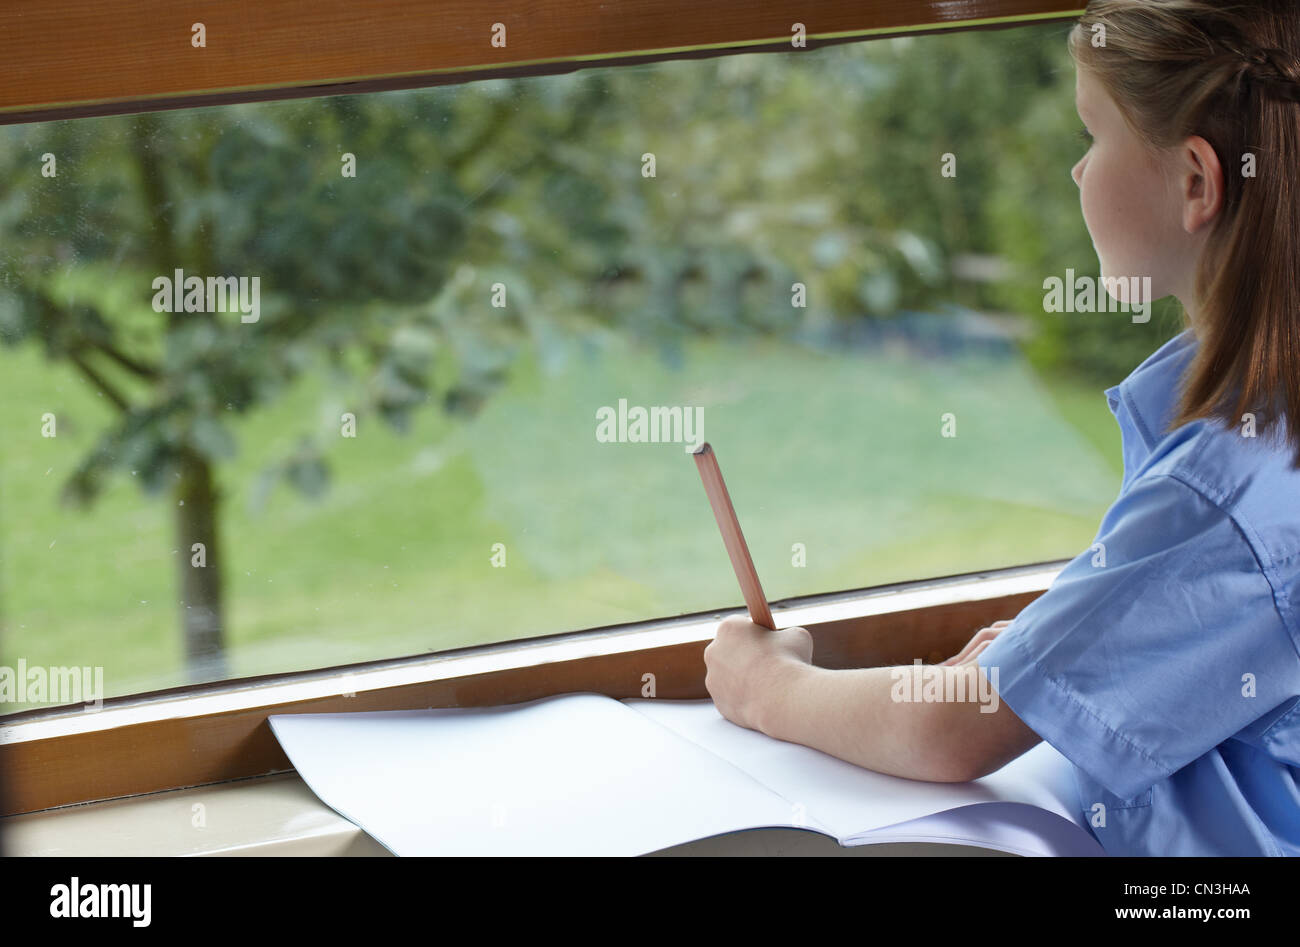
[0,329,1123,709]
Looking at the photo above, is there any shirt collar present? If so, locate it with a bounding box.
[1104,329,1198,457]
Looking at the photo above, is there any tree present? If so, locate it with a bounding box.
[0,91,571,680]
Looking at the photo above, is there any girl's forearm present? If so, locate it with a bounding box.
[758,662,980,783]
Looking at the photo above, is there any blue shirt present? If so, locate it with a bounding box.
[977,328,1300,856]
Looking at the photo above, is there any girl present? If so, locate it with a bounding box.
[704,0,1300,856]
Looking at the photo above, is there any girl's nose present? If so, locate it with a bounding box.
[1071,155,1086,187]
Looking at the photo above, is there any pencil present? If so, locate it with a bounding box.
[692,442,777,630]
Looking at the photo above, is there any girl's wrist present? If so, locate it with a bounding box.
[755,657,815,739]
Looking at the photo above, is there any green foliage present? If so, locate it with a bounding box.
[0,94,535,502]
[1,23,1164,513]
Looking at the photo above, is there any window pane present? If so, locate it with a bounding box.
[0,22,1179,710]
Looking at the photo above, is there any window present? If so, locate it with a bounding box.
[0,12,1178,717]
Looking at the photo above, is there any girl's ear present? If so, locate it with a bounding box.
[1180,135,1224,235]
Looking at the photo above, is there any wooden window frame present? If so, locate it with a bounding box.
[0,1,1083,124]
[0,0,1086,819]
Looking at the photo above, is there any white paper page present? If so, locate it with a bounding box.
[624,698,1089,844]
[269,692,836,856]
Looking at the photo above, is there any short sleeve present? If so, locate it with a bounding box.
[976,473,1300,800]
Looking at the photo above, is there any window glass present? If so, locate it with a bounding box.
[0,23,1181,710]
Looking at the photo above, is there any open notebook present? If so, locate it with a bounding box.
[268,693,1104,856]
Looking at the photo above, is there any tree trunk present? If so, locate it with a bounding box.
[130,117,231,682]
[175,448,229,682]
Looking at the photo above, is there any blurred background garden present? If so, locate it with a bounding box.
[0,21,1184,709]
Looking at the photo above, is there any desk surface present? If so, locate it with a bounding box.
[2,773,1016,857]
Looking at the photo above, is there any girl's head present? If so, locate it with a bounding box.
[1066,1,1300,465]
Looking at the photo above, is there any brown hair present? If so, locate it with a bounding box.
[1068,1,1300,466]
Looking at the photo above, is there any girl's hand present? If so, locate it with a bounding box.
[938,620,1014,667]
[703,616,814,732]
